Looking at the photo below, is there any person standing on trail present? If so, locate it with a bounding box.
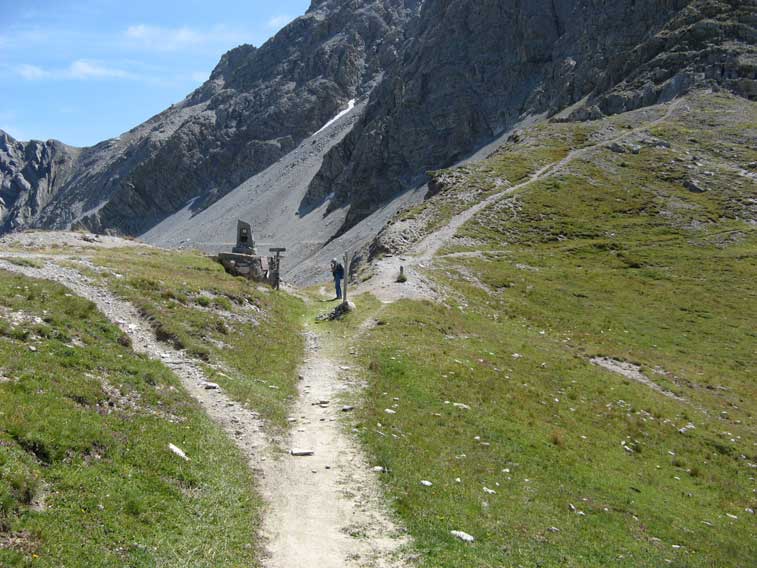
[331,258,344,300]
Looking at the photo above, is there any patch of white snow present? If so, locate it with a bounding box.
[314,99,356,135]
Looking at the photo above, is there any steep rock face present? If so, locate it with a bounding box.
[1,102,210,233]
[0,132,80,232]
[305,0,757,232]
[79,0,420,234]
[0,0,420,236]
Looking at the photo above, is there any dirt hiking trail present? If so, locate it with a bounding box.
[360,99,686,303]
[260,328,409,568]
[0,256,272,488]
[0,253,411,568]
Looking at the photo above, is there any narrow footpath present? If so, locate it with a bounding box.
[259,327,409,568]
[361,98,686,303]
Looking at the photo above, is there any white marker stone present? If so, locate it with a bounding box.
[168,443,189,461]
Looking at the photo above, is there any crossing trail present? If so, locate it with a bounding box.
[0,252,411,568]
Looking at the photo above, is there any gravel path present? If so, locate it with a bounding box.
[260,331,409,568]
[0,254,411,567]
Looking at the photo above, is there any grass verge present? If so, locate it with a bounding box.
[348,92,756,567]
[0,270,259,566]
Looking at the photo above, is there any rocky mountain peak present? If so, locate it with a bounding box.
[0,0,419,236]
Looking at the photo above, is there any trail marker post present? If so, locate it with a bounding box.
[342,251,353,305]
[269,247,287,290]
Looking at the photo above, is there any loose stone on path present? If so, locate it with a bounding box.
[290,449,315,457]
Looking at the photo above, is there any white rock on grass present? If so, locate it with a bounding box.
[384,408,397,414]
[450,530,475,543]
[420,480,433,487]
[168,443,189,461]
[483,487,496,495]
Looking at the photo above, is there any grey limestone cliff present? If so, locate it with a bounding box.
[304,0,757,233]
[0,132,80,232]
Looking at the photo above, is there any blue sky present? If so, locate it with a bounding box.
[0,0,310,146]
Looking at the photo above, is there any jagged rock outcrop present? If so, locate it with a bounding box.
[0,132,80,232]
[305,0,757,233]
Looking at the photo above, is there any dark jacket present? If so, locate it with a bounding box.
[332,263,344,279]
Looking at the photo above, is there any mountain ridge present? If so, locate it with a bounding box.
[1,0,754,263]
[1,0,421,235]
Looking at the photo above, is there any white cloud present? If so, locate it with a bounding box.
[68,60,131,79]
[266,15,293,30]
[14,60,135,81]
[124,24,250,52]
[17,64,49,80]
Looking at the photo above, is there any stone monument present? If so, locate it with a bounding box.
[216,219,282,287]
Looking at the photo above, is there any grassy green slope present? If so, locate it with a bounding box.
[348,92,757,567]
[84,247,305,429]
[0,270,258,567]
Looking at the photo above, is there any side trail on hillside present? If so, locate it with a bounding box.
[359,98,686,303]
[0,254,411,568]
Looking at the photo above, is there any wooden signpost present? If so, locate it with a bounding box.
[270,247,287,290]
[342,251,353,304]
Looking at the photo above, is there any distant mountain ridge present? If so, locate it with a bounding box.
[1,0,754,244]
